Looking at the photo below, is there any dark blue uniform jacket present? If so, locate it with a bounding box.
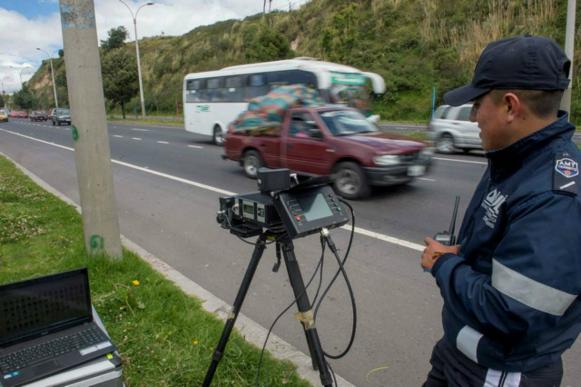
[432,113,580,372]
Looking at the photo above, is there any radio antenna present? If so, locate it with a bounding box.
[448,196,460,245]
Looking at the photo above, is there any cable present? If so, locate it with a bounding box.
[314,199,357,359]
[255,243,327,386]
[311,235,327,305]
[326,359,338,387]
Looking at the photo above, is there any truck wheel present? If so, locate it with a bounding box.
[332,162,370,199]
[435,133,455,154]
[213,125,224,146]
[243,150,263,179]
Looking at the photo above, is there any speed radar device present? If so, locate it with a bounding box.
[205,168,350,387]
[217,168,349,239]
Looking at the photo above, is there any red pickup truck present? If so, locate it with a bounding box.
[223,106,432,199]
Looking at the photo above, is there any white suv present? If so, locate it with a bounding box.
[428,104,482,153]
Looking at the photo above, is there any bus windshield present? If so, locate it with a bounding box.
[320,110,379,136]
[329,85,371,112]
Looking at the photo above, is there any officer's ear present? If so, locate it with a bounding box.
[502,92,523,123]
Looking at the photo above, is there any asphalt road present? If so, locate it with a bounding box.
[0,118,579,387]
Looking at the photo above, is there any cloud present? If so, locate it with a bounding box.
[0,8,62,92]
[0,0,309,93]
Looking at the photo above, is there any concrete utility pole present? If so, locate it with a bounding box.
[560,0,576,117]
[59,0,122,258]
[36,48,59,109]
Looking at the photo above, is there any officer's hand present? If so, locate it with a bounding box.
[421,237,460,271]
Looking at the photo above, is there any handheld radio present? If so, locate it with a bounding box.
[434,196,460,246]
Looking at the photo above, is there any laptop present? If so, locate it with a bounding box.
[0,268,116,387]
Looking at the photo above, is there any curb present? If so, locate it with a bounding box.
[0,151,354,387]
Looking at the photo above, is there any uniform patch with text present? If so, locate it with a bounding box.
[555,158,578,178]
[481,188,508,229]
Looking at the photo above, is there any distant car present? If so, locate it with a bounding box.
[9,110,28,119]
[0,109,8,122]
[428,104,482,154]
[51,108,71,126]
[30,111,48,121]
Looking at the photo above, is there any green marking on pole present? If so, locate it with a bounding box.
[89,234,104,253]
[71,125,79,141]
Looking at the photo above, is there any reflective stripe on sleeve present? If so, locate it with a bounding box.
[456,325,483,363]
[492,259,576,316]
[483,369,522,387]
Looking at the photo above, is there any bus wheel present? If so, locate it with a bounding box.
[332,161,370,199]
[213,125,224,146]
[243,150,263,179]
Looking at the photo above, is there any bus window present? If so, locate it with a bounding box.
[186,79,206,102]
[226,76,245,88]
[249,74,266,86]
[187,79,205,90]
[246,74,269,100]
[186,90,199,103]
[207,78,223,89]
[225,76,246,102]
[206,78,226,102]
[266,70,317,88]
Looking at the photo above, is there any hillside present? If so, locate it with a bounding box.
[27,0,581,123]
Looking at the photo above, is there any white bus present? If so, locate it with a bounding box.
[182,57,386,145]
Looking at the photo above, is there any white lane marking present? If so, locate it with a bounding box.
[188,145,204,149]
[434,156,487,165]
[157,141,169,144]
[1,129,74,151]
[131,128,150,132]
[0,128,426,252]
[131,137,142,141]
[418,177,435,182]
[344,226,423,251]
[1,129,233,196]
[113,135,123,138]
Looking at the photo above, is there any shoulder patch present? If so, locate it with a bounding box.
[553,152,578,195]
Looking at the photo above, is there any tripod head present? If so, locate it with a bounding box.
[217,168,349,239]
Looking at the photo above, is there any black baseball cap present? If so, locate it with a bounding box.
[444,35,571,106]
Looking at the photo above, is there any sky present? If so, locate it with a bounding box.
[0,0,310,94]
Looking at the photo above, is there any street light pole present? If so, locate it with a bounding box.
[560,0,576,118]
[118,0,154,120]
[36,48,59,109]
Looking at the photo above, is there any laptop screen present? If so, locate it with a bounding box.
[0,269,92,347]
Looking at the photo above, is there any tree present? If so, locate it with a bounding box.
[12,85,36,110]
[101,26,128,51]
[101,48,138,118]
[243,24,292,62]
[58,49,64,58]
[0,93,4,108]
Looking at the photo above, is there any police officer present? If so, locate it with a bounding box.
[421,36,580,386]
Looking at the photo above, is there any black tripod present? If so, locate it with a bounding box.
[203,231,333,387]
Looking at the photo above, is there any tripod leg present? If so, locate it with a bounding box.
[281,240,333,387]
[203,234,268,387]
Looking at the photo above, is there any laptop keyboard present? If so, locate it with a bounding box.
[0,326,108,373]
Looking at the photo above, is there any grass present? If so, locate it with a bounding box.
[107,114,184,127]
[0,156,311,387]
[397,131,430,142]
